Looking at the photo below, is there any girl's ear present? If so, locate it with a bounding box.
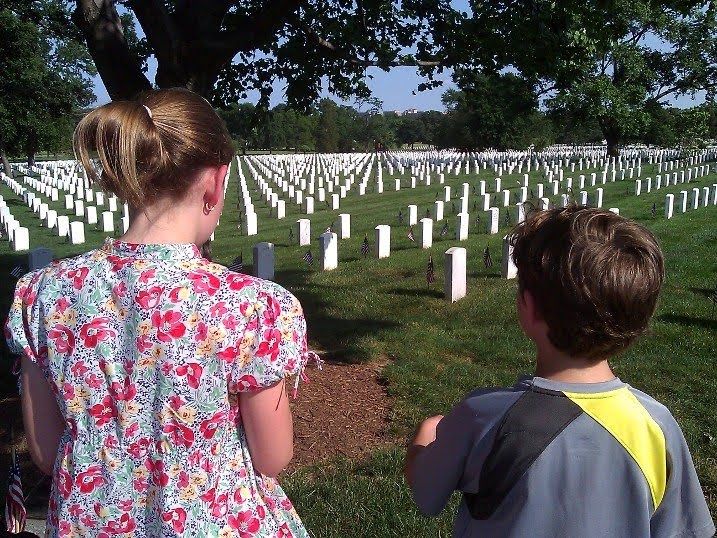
[203,164,228,206]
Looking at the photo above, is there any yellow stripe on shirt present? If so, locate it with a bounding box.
[564,387,667,511]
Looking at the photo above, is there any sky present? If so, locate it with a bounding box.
[91,3,706,112]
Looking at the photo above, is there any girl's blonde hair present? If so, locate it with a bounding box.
[73,88,234,208]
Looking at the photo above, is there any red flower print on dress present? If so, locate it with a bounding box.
[109,377,137,401]
[228,510,261,537]
[79,317,116,348]
[88,395,117,427]
[199,410,227,439]
[127,438,150,459]
[188,269,221,296]
[210,301,228,318]
[75,466,106,494]
[55,296,71,312]
[223,314,240,331]
[259,293,281,324]
[139,269,156,284]
[195,321,208,342]
[79,514,96,529]
[277,523,294,537]
[48,324,75,354]
[111,281,127,299]
[161,507,187,534]
[163,420,195,448]
[136,334,153,353]
[146,459,170,487]
[67,267,89,290]
[70,360,88,377]
[118,498,133,512]
[135,286,164,309]
[227,273,252,291]
[106,255,133,272]
[231,374,259,392]
[217,344,239,364]
[86,373,102,389]
[68,504,83,518]
[151,310,186,342]
[101,513,137,535]
[177,471,190,489]
[211,492,228,518]
[57,468,72,500]
[59,520,71,535]
[175,362,203,389]
[256,328,283,362]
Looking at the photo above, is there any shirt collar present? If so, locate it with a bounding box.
[517,374,626,394]
[102,237,202,260]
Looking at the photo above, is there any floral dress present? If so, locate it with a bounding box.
[5,238,311,538]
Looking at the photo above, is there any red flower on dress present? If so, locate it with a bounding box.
[109,377,137,401]
[151,310,186,342]
[127,438,150,459]
[86,373,103,389]
[59,520,71,535]
[195,322,208,342]
[70,360,88,377]
[227,273,252,291]
[55,296,71,312]
[139,269,156,284]
[48,324,75,354]
[161,507,187,534]
[199,410,227,439]
[68,503,83,518]
[88,396,117,427]
[231,374,259,392]
[276,523,293,538]
[146,459,169,487]
[217,344,239,363]
[163,421,195,448]
[75,466,106,494]
[210,301,228,318]
[175,362,203,389]
[79,514,96,529]
[228,510,261,537]
[223,315,240,331]
[177,471,190,489]
[101,513,137,534]
[67,267,89,290]
[79,317,115,348]
[106,255,133,272]
[210,492,228,518]
[135,286,164,309]
[111,281,127,299]
[259,293,281,325]
[136,335,153,353]
[188,270,221,296]
[256,328,282,362]
[118,499,133,512]
[57,468,72,499]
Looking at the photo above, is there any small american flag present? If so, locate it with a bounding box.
[398,210,404,224]
[228,253,243,272]
[325,223,334,234]
[483,246,493,269]
[651,202,657,218]
[407,227,415,242]
[4,450,26,534]
[426,256,436,287]
[303,250,314,265]
[361,235,370,257]
[440,221,449,237]
[10,266,26,279]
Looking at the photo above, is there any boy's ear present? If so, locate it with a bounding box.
[522,289,543,324]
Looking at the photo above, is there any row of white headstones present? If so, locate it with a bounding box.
[235,149,716,302]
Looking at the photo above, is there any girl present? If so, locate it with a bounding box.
[6,88,311,537]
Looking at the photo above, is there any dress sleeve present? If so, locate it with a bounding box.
[224,283,308,393]
[4,271,47,373]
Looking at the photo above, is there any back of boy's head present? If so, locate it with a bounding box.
[511,206,665,360]
[73,87,235,209]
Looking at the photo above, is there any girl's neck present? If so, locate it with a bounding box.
[122,202,199,245]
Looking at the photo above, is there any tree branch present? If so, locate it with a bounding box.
[73,0,150,100]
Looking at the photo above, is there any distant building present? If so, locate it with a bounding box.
[404,108,420,115]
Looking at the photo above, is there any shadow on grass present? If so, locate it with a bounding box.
[688,286,717,299]
[387,287,443,298]
[658,313,717,330]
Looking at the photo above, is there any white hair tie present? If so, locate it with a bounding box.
[142,105,153,119]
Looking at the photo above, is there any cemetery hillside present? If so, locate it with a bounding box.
[0,147,715,534]
[1,0,717,536]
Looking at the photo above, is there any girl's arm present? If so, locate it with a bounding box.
[20,356,65,475]
[239,379,293,477]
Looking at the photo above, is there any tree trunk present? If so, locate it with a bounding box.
[0,143,11,177]
[599,116,621,157]
[25,133,38,168]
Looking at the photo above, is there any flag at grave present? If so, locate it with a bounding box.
[426,256,436,287]
[398,210,404,224]
[228,253,243,273]
[4,449,26,534]
[651,202,657,218]
[361,235,370,257]
[407,227,415,242]
[289,227,294,242]
[425,208,431,218]
[440,221,449,237]
[10,266,26,279]
[303,250,314,265]
[483,246,493,269]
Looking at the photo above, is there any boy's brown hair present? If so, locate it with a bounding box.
[511,206,665,360]
[73,88,235,209]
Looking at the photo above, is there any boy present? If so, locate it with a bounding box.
[404,206,715,537]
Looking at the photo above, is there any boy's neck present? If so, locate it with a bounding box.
[534,348,616,384]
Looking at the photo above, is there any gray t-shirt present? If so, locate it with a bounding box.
[411,376,715,537]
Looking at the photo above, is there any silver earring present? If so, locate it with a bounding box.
[204,202,216,214]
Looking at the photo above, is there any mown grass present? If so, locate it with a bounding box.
[0,157,715,535]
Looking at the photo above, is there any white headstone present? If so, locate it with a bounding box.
[319,232,338,271]
[276,200,286,219]
[331,194,340,210]
[691,188,699,209]
[102,211,114,232]
[664,194,674,219]
[408,205,418,226]
[444,247,467,303]
[501,235,517,279]
[418,218,433,249]
[45,210,57,229]
[57,215,70,237]
[13,227,30,251]
[69,221,85,244]
[297,219,311,246]
[85,205,98,225]
[74,199,84,217]
[304,196,315,215]
[375,225,391,259]
[456,213,469,241]
[434,200,444,221]
[679,190,688,213]
[245,212,258,236]
[487,208,499,234]
[338,213,351,239]
[253,242,275,281]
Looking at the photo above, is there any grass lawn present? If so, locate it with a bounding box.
[0,155,715,536]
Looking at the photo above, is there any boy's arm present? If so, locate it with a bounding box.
[650,426,715,538]
[404,402,476,516]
